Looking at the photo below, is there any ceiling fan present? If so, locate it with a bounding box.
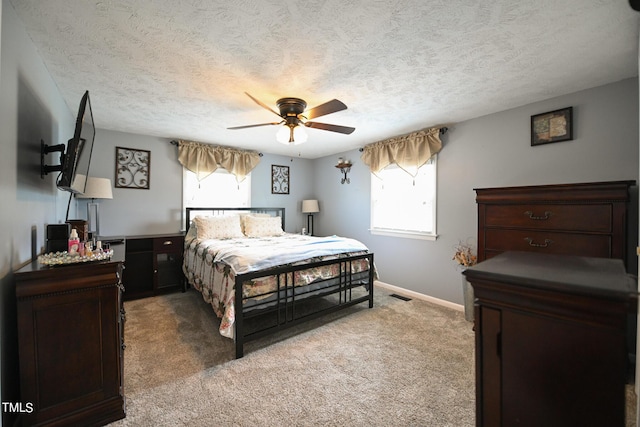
[228,92,355,144]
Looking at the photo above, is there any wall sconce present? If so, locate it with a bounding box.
[335,157,352,184]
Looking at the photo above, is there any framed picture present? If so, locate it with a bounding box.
[115,147,150,189]
[531,107,573,146]
[271,165,289,194]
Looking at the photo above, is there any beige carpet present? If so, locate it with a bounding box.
[108,286,476,426]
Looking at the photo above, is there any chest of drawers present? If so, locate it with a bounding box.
[475,181,634,267]
[464,251,637,426]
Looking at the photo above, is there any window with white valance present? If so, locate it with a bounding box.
[177,140,261,182]
[360,127,442,177]
[362,127,443,240]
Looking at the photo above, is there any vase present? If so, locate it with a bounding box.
[462,275,474,322]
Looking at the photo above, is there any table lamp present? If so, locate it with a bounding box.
[76,177,113,237]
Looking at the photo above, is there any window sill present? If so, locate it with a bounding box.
[370,229,438,241]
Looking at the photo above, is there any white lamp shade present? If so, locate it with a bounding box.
[302,199,320,213]
[276,125,308,145]
[76,177,113,199]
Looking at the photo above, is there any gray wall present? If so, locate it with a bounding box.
[77,131,316,236]
[313,78,639,305]
[0,0,75,423]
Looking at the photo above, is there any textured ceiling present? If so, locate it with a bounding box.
[9,0,640,158]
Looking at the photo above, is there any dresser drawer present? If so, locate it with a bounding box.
[153,236,184,252]
[484,229,612,258]
[484,204,612,232]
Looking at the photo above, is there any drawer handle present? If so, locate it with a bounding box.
[524,237,553,248]
[524,210,552,220]
[163,240,173,245]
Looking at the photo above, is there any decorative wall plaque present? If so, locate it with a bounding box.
[271,165,289,194]
[115,146,150,189]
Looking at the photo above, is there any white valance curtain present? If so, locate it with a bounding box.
[177,140,261,182]
[360,127,443,176]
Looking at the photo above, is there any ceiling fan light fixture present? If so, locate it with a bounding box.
[230,93,354,143]
[276,123,307,145]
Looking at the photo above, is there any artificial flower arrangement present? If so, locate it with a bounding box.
[453,240,477,268]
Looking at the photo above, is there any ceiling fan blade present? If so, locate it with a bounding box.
[304,99,347,120]
[244,92,282,117]
[305,121,355,134]
[228,121,282,130]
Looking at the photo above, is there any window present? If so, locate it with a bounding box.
[182,168,251,209]
[370,156,437,240]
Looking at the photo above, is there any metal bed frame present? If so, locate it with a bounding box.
[185,207,375,358]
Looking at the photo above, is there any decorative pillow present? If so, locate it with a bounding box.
[193,215,244,240]
[243,215,284,237]
[239,212,271,234]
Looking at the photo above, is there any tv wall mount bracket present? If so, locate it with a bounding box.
[40,139,65,178]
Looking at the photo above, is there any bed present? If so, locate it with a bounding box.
[183,207,376,358]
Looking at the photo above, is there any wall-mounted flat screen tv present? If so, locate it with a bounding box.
[57,90,95,193]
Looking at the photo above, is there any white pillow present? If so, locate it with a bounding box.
[193,215,244,240]
[243,215,284,237]
[238,212,271,234]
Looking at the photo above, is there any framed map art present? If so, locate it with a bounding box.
[115,146,150,189]
[271,165,289,194]
[531,107,573,146]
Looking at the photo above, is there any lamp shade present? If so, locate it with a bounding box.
[302,199,319,213]
[276,125,308,145]
[76,177,113,199]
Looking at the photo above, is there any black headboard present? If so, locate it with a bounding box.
[185,207,285,232]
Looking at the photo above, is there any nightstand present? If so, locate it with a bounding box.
[122,233,185,301]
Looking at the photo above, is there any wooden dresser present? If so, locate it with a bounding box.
[464,251,637,426]
[475,180,634,267]
[14,245,126,426]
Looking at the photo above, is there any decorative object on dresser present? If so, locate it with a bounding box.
[531,106,573,146]
[14,244,126,426]
[65,219,88,243]
[271,164,290,194]
[121,233,185,301]
[115,146,150,189]
[301,199,320,235]
[183,207,375,358]
[76,176,113,236]
[46,223,70,253]
[464,251,637,427]
[475,180,635,269]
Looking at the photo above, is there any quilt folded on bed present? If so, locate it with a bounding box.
[185,233,369,273]
[201,234,369,275]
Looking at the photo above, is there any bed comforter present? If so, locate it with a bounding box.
[183,233,373,338]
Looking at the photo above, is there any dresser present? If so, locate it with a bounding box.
[464,251,637,426]
[15,245,126,426]
[475,181,634,267]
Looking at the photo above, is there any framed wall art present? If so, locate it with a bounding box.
[115,146,150,189]
[531,107,573,146]
[271,165,290,194]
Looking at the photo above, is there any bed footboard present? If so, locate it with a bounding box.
[234,253,374,358]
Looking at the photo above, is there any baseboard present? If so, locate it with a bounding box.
[374,280,464,312]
